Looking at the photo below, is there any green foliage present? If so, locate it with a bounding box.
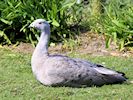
[62,37,81,51]
[93,0,133,50]
[1,0,132,50]
[0,48,133,99]
[0,0,82,46]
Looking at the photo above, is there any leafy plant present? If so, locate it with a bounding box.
[62,37,81,51]
[96,0,133,50]
[0,0,83,46]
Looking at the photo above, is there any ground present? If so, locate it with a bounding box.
[0,48,133,100]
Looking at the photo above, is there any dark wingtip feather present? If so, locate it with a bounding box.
[117,71,128,80]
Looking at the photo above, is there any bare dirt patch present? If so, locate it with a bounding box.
[76,32,133,57]
[3,32,133,57]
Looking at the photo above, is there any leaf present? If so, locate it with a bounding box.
[112,32,117,44]
[61,0,76,10]
[112,19,127,29]
[20,23,28,32]
[105,35,111,48]
[119,39,125,51]
[15,2,21,8]
[0,30,11,44]
[29,33,35,47]
[7,1,14,8]
[0,19,12,25]
[52,19,60,27]
[0,30,4,36]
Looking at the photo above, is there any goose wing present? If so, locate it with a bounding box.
[43,55,126,87]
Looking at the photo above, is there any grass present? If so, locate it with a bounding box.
[0,48,133,100]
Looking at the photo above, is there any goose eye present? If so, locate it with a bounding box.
[39,22,42,24]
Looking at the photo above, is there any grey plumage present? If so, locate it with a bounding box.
[29,19,127,87]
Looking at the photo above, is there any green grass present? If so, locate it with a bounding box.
[0,48,133,100]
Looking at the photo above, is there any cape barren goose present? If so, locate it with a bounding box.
[29,19,127,87]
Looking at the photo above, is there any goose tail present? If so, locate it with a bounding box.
[109,72,127,84]
[94,65,127,84]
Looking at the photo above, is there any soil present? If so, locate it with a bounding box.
[3,32,133,57]
[75,32,133,57]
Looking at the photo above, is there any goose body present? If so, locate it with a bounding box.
[29,19,126,87]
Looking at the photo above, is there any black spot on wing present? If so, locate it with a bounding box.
[97,64,104,67]
[78,74,81,78]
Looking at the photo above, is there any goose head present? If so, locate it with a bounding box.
[29,19,50,32]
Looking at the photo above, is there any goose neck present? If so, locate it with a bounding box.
[34,29,50,56]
